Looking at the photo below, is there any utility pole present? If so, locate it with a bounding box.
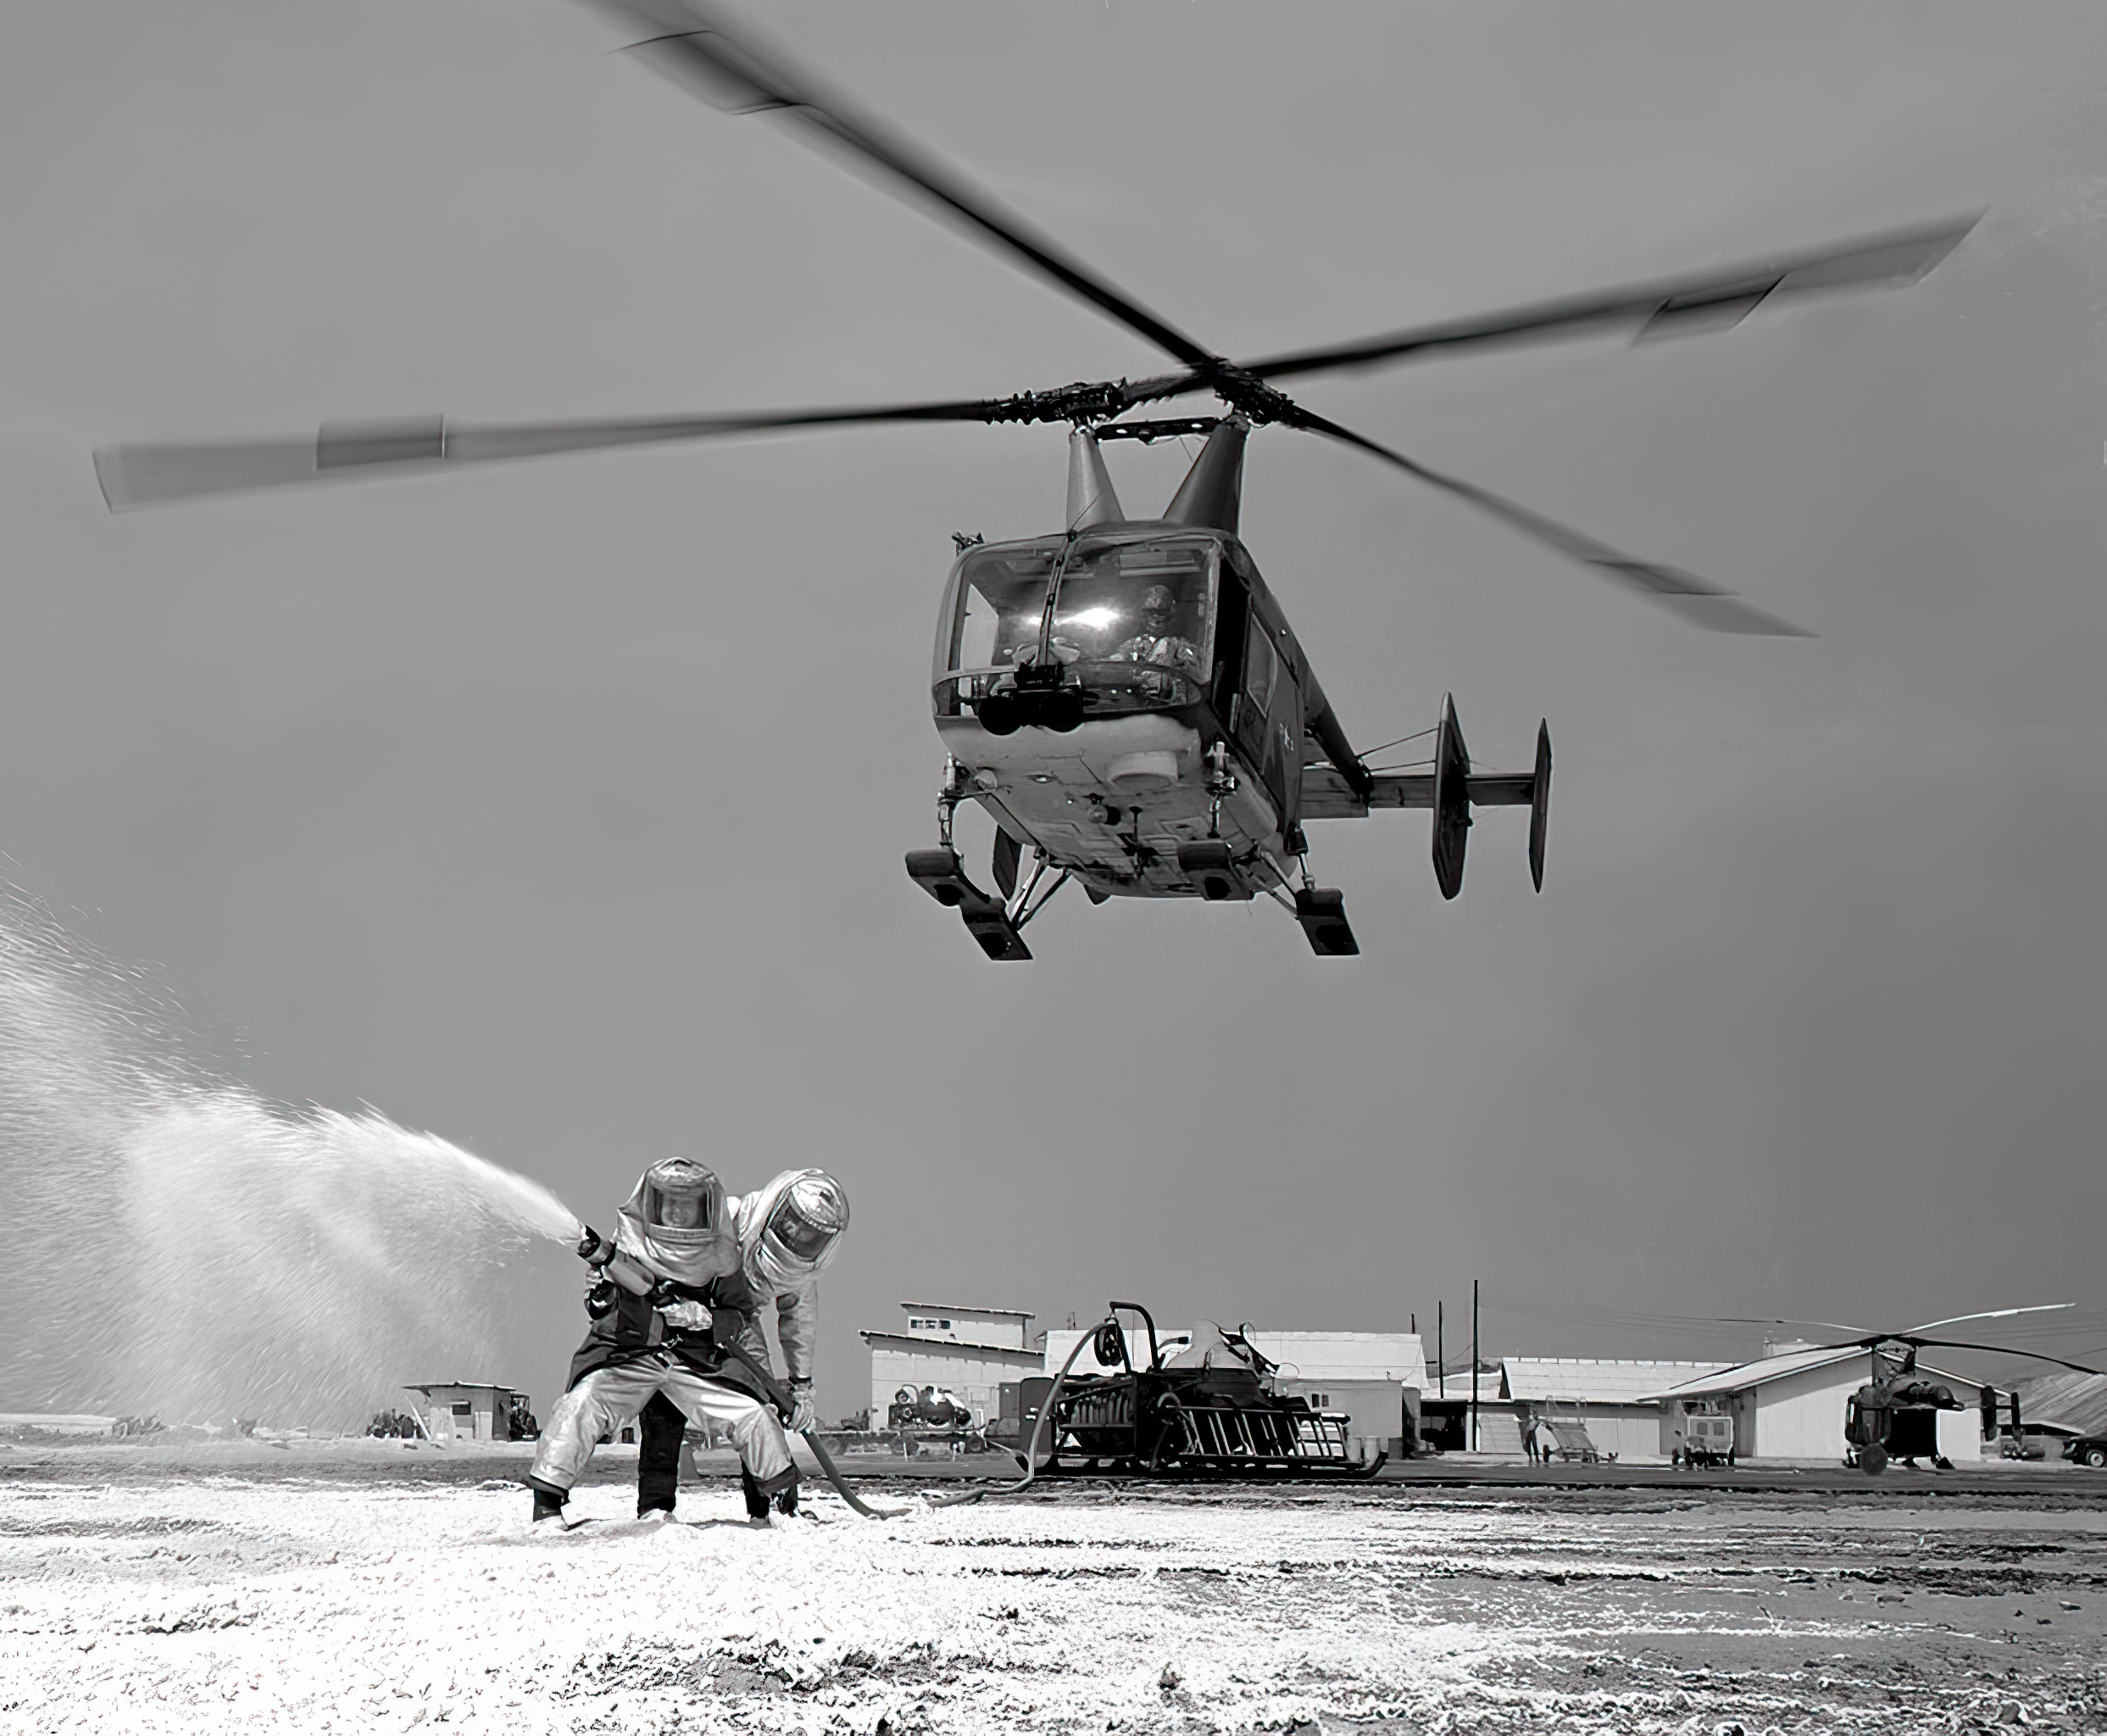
[1470,1278,1481,1452]
[1437,1301,1445,1397]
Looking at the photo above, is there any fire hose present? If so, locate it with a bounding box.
[711,1337,905,1521]
[921,1314,1112,1509]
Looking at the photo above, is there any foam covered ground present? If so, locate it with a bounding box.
[5,1457,2106,1733]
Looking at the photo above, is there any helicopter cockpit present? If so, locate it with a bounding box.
[935,531,1216,733]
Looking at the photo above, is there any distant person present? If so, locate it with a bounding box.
[631,1168,850,1522]
[525,1159,798,1530]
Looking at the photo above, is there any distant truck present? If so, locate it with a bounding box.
[2062,1433,2107,1469]
[1674,1413,1735,1468]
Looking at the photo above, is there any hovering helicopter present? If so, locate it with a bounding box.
[92,1,1982,960]
[1720,1306,2101,1475]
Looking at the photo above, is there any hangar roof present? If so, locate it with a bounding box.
[2015,1372,2107,1436]
[1244,1332,1427,1387]
[1502,1357,1731,1405]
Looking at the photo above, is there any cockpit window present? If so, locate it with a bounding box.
[942,537,1216,715]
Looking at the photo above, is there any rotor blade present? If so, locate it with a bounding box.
[1715,1317,1874,1337]
[1899,1337,2103,1377]
[1242,211,1982,382]
[1293,409,1815,636]
[1909,1304,2073,1335]
[590,0,1217,372]
[95,400,1009,509]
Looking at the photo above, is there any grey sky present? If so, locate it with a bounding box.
[5,3,2105,1411]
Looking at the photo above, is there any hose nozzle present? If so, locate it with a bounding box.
[575,1223,654,1297]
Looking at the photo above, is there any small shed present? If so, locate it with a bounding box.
[404,1383,532,1444]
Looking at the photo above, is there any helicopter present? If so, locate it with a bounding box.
[1720,1306,2101,1474]
[92,1,1982,961]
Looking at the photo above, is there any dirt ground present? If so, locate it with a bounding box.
[4,1439,2104,1733]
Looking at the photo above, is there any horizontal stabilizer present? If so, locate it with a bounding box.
[1298,709,1552,892]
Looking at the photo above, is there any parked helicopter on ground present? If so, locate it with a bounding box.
[92,0,1981,959]
[1726,1306,2102,1475]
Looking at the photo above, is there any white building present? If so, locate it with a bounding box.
[403,1382,531,1444]
[859,1302,1042,1427]
[1495,1358,1731,1462]
[1040,1323,1426,1463]
[1645,1345,1985,1464]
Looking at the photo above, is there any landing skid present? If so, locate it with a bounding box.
[904,848,1031,960]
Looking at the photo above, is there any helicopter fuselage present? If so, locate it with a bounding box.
[931,521,1315,899]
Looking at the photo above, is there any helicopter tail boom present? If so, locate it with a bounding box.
[1300,704,1551,895]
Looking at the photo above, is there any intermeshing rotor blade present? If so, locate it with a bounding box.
[94,400,1011,509]
[1909,1303,2073,1336]
[1292,408,1815,636]
[1716,1316,1874,1336]
[1899,1337,2103,1377]
[1240,212,1982,382]
[589,0,1218,372]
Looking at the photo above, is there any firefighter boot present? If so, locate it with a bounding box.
[529,1480,569,1529]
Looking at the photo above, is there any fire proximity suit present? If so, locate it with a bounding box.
[633,1167,850,1519]
[527,1159,797,1526]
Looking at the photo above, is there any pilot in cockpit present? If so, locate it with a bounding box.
[1111,584,1201,682]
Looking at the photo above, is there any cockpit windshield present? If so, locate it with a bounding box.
[940,536,1217,715]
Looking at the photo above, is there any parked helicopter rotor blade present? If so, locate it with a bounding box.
[1909,1304,2074,1336]
[95,399,1018,510]
[1784,1333,2102,1377]
[1893,1337,2102,1377]
[590,0,1219,373]
[1239,212,1982,382]
[1292,409,1815,636]
[1716,1316,1876,1336]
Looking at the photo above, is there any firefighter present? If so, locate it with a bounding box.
[632,1167,850,1522]
[526,1158,798,1528]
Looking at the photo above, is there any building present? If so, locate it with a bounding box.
[1644,1344,1987,1464]
[1495,1358,1731,1462]
[0,1414,119,1437]
[403,1383,534,1444]
[1040,1323,1426,1463]
[859,1303,1042,1427]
